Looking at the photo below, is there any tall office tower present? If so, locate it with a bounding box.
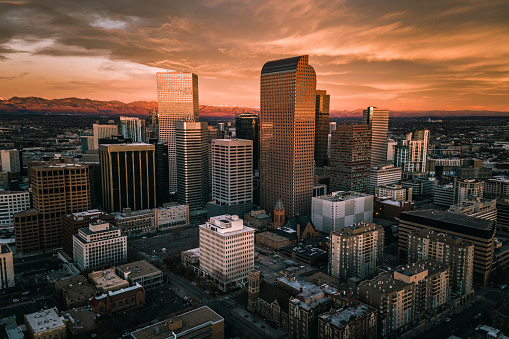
[157,72,199,193]
[0,149,21,174]
[329,122,337,134]
[92,124,118,150]
[315,90,330,168]
[14,163,91,253]
[408,229,474,299]
[235,113,259,171]
[209,139,253,217]
[363,107,389,167]
[99,143,156,213]
[175,122,209,210]
[0,244,14,289]
[399,210,495,285]
[394,130,429,173]
[369,164,402,195]
[73,221,127,272]
[260,55,316,217]
[119,116,146,143]
[61,209,115,257]
[154,143,170,204]
[199,215,254,291]
[329,222,384,280]
[330,125,371,192]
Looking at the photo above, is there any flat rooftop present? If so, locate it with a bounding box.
[89,269,127,290]
[257,232,289,242]
[319,303,374,328]
[401,210,495,235]
[116,260,161,279]
[131,306,223,339]
[315,191,371,202]
[25,308,65,334]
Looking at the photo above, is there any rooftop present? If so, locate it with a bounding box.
[401,210,495,235]
[116,260,161,279]
[282,243,327,259]
[89,269,127,290]
[319,303,374,328]
[315,191,371,202]
[55,275,96,299]
[25,307,65,334]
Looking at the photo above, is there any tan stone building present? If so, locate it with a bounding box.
[115,260,163,288]
[88,269,129,293]
[255,231,291,250]
[199,215,254,291]
[330,222,384,281]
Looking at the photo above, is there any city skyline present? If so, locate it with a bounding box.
[1,1,508,111]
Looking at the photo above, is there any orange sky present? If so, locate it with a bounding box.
[1,0,508,111]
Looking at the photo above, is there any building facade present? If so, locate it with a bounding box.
[312,191,373,234]
[235,113,259,171]
[318,302,378,339]
[209,139,253,217]
[154,203,189,230]
[369,164,402,195]
[99,143,156,213]
[119,116,146,143]
[115,260,163,288]
[375,184,413,202]
[315,90,330,168]
[394,130,429,173]
[199,215,254,291]
[0,191,30,228]
[0,149,21,174]
[330,125,371,193]
[363,106,389,167]
[175,121,209,210]
[330,222,384,281]
[485,177,509,198]
[0,244,14,289]
[453,178,484,204]
[112,208,155,235]
[92,124,118,150]
[260,55,316,218]
[157,71,199,193]
[73,221,127,272]
[448,198,497,221]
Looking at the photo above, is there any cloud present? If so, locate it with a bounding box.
[0,0,508,110]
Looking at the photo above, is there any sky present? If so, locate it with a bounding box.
[0,0,508,111]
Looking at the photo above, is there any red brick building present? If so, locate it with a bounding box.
[89,284,145,315]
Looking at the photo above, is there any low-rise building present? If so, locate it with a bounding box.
[375,184,412,201]
[62,307,99,338]
[131,306,224,339]
[0,244,14,289]
[485,177,509,198]
[55,275,97,310]
[154,203,189,230]
[25,307,66,339]
[111,208,155,235]
[433,183,455,207]
[282,243,328,266]
[181,248,200,268]
[448,198,497,221]
[312,191,373,234]
[89,283,145,315]
[374,198,413,220]
[243,209,272,230]
[318,302,377,339]
[255,231,291,251]
[115,260,163,288]
[88,269,129,293]
[73,221,127,271]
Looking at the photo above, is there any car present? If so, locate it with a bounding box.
[12,299,19,303]
[22,291,29,295]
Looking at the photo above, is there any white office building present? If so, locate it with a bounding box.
[0,149,21,173]
[199,215,254,291]
[154,204,189,230]
[369,164,402,194]
[0,191,30,228]
[312,191,373,234]
[73,221,127,272]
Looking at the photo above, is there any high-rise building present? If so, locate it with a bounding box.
[152,143,170,204]
[497,199,509,232]
[398,210,495,285]
[61,209,115,257]
[208,139,253,217]
[92,124,118,150]
[260,55,316,218]
[14,163,91,254]
[407,229,474,299]
[73,221,127,272]
[394,130,429,173]
[329,122,337,134]
[453,178,484,204]
[0,149,21,174]
[235,113,259,171]
[0,244,14,289]
[485,177,509,198]
[99,143,156,213]
[330,125,371,192]
[358,261,449,338]
[119,116,146,143]
[199,215,254,291]
[369,164,402,195]
[329,222,384,280]
[0,191,30,228]
[157,72,199,193]
[175,122,209,210]
[315,90,330,168]
[312,191,373,234]
[363,106,389,167]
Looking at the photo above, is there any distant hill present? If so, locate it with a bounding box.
[0,97,507,118]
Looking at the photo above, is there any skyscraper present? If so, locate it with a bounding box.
[315,90,330,167]
[99,143,156,213]
[394,129,429,173]
[157,72,199,193]
[208,139,253,217]
[330,125,371,192]
[92,124,118,150]
[175,121,209,210]
[363,106,389,167]
[235,113,259,171]
[119,116,146,143]
[260,55,316,217]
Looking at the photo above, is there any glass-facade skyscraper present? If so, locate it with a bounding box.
[156,72,199,193]
[315,90,330,168]
[260,55,316,217]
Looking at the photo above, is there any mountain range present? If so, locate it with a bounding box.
[0,96,508,118]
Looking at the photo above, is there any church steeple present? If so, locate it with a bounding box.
[274,198,285,228]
